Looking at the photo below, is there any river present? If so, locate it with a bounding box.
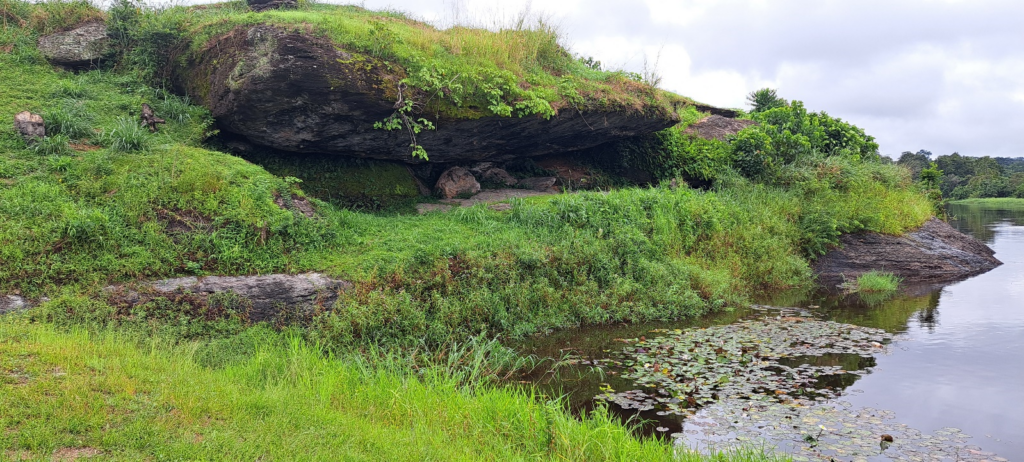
[518,201,1023,461]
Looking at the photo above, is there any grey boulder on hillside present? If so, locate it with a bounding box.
[111,273,351,322]
[37,22,110,68]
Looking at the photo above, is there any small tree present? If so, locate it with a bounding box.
[746,88,787,113]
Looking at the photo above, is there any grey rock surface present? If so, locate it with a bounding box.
[813,218,1002,286]
[0,295,29,314]
[127,273,351,322]
[37,22,110,68]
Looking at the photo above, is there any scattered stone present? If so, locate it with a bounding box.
[112,273,351,322]
[274,193,315,217]
[140,103,166,132]
[37,22,110,68]
[434,167,480,199]
[479,167,518,186]
[0,295,29,314]
[416,203,454,214]
[813,218,1002,286]
[13,111,45,141]
[247,0,297,12]
[518,176,558,192]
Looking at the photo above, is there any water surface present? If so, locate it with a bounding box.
[517,201,1024,459]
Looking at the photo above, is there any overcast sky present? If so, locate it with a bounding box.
[345,0,1024,158]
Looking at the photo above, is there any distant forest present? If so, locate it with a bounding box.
[896,150,1024,199]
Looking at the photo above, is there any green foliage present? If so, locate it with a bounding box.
[746,87,787,113]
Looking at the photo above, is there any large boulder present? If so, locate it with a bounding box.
[37,22,110,68]
[176,25,678,163]
[813,218,1002,286]
[435,167,480,199]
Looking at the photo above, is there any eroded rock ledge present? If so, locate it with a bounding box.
[176,25,678,163]
[813,218,1001,286]
[110,273,351,322]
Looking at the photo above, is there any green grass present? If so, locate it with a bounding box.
[845,271,901,293]
[0,315,783,462]
[949,197,1024,208]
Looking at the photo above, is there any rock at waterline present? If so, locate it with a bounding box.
[108,273,351,322]
[14,112,45,141]
[175,24,678,163]
[435,167,481,199]
[37,22,110,68]
[813,217,1002,286]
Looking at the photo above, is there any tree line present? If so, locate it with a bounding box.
[896,150,1024,200]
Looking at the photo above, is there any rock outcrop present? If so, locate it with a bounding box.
[111,273,351,322]
[813,218,1001,286]
[176,25,678,163]
[37,22,110,68]
[247,0,297,12]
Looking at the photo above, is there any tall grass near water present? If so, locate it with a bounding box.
[0,315,782,461]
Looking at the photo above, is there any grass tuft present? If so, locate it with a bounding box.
[101,116,150,152]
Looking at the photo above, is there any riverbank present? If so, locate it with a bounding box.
[0,1,942,459]
[0,315,787,461]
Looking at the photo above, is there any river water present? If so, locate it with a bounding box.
[518,202,1024,460]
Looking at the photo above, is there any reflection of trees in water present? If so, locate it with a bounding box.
[947,203,1024,244]
[799,290,940,334]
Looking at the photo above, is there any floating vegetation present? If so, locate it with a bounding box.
[595,317,895,415]
[677,399,1005,462]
